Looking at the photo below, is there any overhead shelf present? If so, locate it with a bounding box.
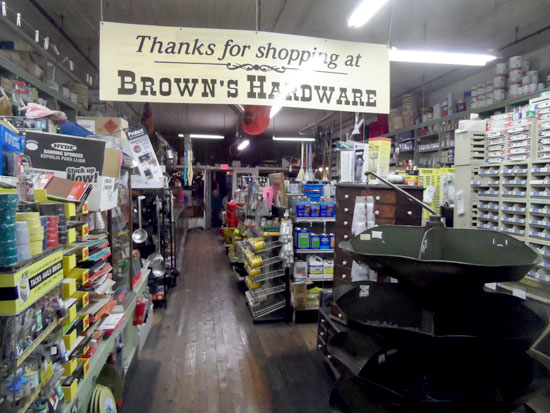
[0,53,91,117]
[295,249,334,254]
[293,217,336,223]
[377,87,550,139]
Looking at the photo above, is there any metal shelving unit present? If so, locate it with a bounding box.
[0,54,90,119]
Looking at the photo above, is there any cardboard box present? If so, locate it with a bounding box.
[76,116,129,139]
[24,131,121,211]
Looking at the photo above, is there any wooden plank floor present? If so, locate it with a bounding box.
[121,229,334,413]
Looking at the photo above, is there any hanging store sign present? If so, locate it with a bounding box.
[99,22,389,113]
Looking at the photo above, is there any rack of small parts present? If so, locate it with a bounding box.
[455,95,550,305]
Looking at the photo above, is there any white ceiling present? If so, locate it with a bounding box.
[11,0,550,137]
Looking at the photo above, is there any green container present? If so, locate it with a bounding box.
[296,228,310,249]
[310,234,321,249]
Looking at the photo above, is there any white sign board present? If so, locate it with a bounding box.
[99,22,390,113]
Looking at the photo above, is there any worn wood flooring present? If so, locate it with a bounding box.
[121,229,334,413]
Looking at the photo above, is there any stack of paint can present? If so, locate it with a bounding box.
[45,216,59,248]
[16,212,43,257]
[15,222,31,262]
[0,193,18,266]
[39,204,67,246]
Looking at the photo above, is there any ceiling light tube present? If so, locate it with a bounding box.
[389,47,497,66]
[189,134,225,139]
[273,136,315,142]
[237,139,250,150]
[348,0,389,28]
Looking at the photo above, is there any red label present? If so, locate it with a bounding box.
[103,119,119,134]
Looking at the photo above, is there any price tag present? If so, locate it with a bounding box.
[512,286,527,300]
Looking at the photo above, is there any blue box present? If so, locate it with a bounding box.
[320,201,336,217]
[0,125,24,176]
[296,201,311,217]
[311,203,320,217]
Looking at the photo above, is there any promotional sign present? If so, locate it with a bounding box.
[0,250,63,315]
[123,126,164,188]
[24,132,121,211]
[100,22,390,113]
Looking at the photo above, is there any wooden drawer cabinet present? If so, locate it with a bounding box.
[334,249,353,269]
[317,307,348,378]
[333,184,423,287]
[334,263,351,283]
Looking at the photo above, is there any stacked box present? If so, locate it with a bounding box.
[63,82,88,108]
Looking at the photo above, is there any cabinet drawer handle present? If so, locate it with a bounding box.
[407,210,412,216]
[320,332,325,336]
[327,355,332,359]
[321,319,325,324]
[342,273,347,279]
[344,235,349,239]
[344,221,348,226]
[318,344,322,349]
[374,210,379,215]
[338,313,343,319]
[375,196,381,201]
[345,194,350,199]
[342,260,347,266]
[344,208,349,212]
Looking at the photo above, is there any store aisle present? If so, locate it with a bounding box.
[121,229,334,413]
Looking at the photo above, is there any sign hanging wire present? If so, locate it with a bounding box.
[255,0,260,32]
[386,0,394,47]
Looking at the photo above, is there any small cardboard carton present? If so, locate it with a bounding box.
[24,131,121,211]
[76,116,128,139]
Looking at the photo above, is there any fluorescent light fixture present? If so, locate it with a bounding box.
[348,0,389,28]
[189,134,224,139]
[237,139,250,150]
[178,133,184,137]
[273,136,315,142]
[270,105,282,119]
[389,47,497,66]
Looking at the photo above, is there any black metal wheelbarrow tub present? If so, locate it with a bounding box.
[327,331,385,377]
[339,226,540,288]
[331,282,546,355]
[330,350,549,413]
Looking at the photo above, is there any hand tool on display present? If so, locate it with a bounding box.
[131,196,147,244]
[297,143,305,181]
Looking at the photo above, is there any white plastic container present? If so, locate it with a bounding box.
[496,63,507,74]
